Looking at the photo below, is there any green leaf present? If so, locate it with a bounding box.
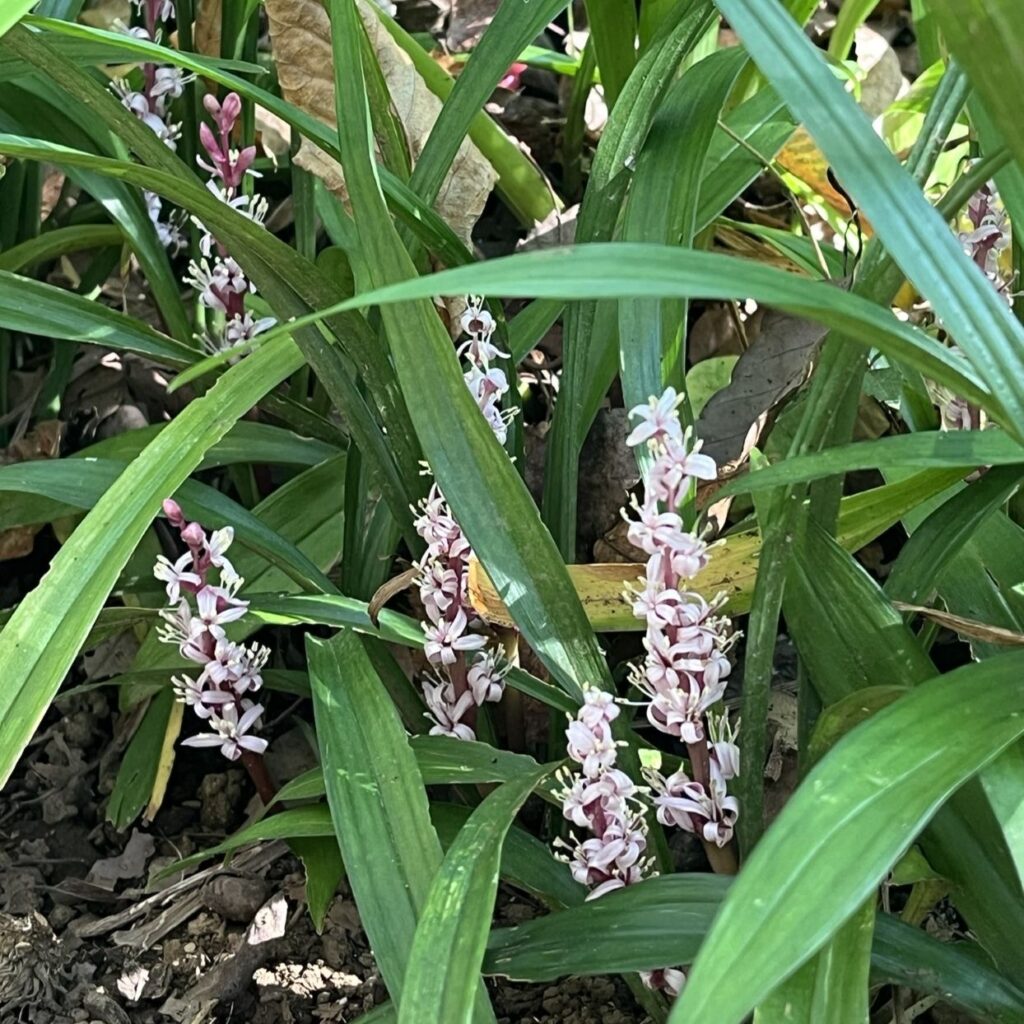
[619,47,747,422]
[307,630,492,1017]
[333,244,994,417]
[400,766,554,1024]
[753,901,875,1024]
[543,0,716,554]
[0,223,123,271]
[0,334,303,787]
[717,430,1024,498]
[0,267,194,363]
[827,0,879,58]
[431,803,585,911]
[786,518,1024,979]
[714,0,1024,444]
[408,0,569,217]
[326,0,609,696]
[484,874,1024,1022]
[291,836,346,933]
[583,0,638,107]
[0,2,40,41]
[928,1,1024,174]
[0,458,339,594]
[485,873,726,979]
[106,689,175,827]
[886,466,1024,604]
[670,649,1024,1023]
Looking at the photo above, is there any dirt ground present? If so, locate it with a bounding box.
[0,691,649,1024]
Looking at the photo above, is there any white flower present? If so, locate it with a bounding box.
[467,650,508,704]
[422,679,476,741]
[172,673,233,719]
[422,608,488,666]
[195,586,248,629]
[565,718,618,777]
[626,388,685,447]
[181,702,267,760]
[223,313,277,348]
[154,552,200,603]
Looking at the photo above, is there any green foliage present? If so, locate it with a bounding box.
[2,0,1024,1019]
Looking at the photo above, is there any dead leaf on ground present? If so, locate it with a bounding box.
[86,830,155,891]
[446,0,501,51]
[695,308,829,468]
[265,0,497,245]
[0,420,63,561]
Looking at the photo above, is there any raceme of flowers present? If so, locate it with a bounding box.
[556,687,652,899]
[111,4,275,354]
[412,297,513,741]
[112,0,187,249]
[153,499,270,761]
[624,387,740,851]
[550,389,738,1000]
[186,92,277,352]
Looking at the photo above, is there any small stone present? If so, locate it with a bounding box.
[183,942,196,954]
[201,874,270,923]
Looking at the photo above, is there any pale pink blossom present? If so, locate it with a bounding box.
[154,552,201,603]
[626,388,685,447]
[182,703,267,760]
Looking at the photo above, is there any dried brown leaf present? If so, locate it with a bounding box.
[193,0,222,58]
[695,308,829,467]
[265,0,496,244]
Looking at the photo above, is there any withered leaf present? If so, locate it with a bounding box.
[265,0,496,244]
[695,308,829,468]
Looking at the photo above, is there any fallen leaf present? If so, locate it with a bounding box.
[86,830,156,891]
[264,0,497,245]
[776,26,902,223]
[695,308,829,468]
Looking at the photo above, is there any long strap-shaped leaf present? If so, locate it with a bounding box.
[408,0,568,214]
[0,268,193,363]
[325,0,609,695]
[928,0,1024,175]
[0,3,36,38]
[669,648,1024,1023]
[400,766,555,1024]
[714,0,1024,442]
[482,874,1024,1023]
[619,47,748,427]
[307,631,493,1021]
[332,244,994,418]
[0,335,303,786]
[0,459,338,595]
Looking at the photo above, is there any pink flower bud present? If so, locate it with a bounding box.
[182,522,206,548]
[162,498,184,525]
